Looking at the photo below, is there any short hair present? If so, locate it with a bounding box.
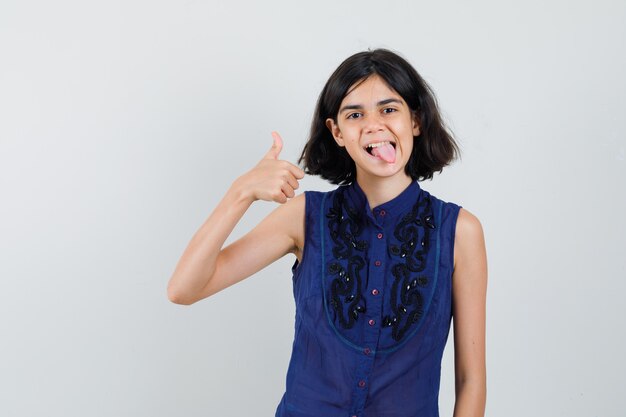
[298,48,460,185]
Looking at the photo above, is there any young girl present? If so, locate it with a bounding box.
[168,49,487,417]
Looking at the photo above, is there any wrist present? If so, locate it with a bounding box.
[230,176,256,205]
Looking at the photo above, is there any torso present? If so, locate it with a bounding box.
[276,181,463,416]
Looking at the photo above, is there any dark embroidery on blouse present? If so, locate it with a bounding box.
[383,194,436,341]
[326,190,368,329]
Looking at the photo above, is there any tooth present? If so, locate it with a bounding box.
[367,141,390,149]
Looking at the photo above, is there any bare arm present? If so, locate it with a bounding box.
[452,208,488,417]
[167,132,305,305]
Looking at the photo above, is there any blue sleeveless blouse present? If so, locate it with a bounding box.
[275,179,462,417]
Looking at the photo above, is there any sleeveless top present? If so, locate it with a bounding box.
[275,179,462,417]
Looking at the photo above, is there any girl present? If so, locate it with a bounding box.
[168,49,487,417]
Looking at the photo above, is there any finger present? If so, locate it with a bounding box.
[282,172,300,191]
[281,182,296,199]
[274,189,288,204]
[263,131,283,160]
[283,161,305,179]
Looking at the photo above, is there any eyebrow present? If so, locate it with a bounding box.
[339,98,403,114]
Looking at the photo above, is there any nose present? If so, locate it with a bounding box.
[364,112,385,133]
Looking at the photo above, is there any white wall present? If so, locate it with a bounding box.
[1,1,624,416]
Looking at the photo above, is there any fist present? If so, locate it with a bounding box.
[238,132,305,204]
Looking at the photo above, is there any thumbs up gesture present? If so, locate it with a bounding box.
[264,131,284,160]
[235,132,305,204]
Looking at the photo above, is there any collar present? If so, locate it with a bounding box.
[344,179,422,226]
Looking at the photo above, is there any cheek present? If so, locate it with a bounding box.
[391,120,414,138]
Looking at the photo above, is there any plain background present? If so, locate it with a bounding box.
[1,1,625,416]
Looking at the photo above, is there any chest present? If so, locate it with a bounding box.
[292,189,454,352]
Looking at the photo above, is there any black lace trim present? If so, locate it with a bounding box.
[383,194,436,341]
[326,190,368,329]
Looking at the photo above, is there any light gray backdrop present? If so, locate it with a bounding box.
[1,0,624,416]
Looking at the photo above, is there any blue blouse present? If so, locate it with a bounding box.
[275,179,462,417]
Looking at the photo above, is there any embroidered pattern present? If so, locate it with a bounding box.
[383,194,436,341]
[326,190,369,329]
[324,186,437,344]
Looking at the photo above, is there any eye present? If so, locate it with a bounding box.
[382,107,397,114]
[347,112,363,120]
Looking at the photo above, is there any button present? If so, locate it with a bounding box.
[377,233,383,239]
[364,347,371,355]
[371,289,379,296]
[368,319,375,326]
[379,210,386,216]
[358,380,366,388]
[374,260,381,266]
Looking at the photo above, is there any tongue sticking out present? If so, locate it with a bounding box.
[371,143,396,163]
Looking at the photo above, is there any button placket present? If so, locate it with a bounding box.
[366,224,385,337]
[352,223,386,412]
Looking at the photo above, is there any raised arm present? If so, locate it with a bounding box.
[452,208,488,417]
[167,132,305,305]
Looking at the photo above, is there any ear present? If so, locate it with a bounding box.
[411,111,421,137]
[326,118,345,147]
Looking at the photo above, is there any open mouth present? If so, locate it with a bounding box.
[362,140,397,164]
[364,141,396,155]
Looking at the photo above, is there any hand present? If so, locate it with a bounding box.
[235,132,305,204]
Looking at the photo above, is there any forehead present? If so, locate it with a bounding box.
[342,75,403,103]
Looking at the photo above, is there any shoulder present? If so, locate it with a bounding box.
[456,208,484,239]
[453,207,487,274]
[252,193,306,239]
[277,188,338,222]
[276,192,306,223]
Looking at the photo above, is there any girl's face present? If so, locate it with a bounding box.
[326,75,420,183]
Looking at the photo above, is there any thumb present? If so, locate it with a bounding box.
[264,131,283,160]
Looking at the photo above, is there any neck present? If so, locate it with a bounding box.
[355,172,413,210]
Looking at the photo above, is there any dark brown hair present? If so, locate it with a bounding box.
[298,49,460,185]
